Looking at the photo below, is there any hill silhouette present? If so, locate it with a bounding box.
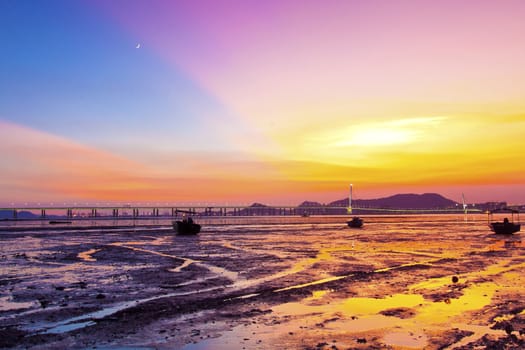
[0,210,39,219]
[298,201,323,207]
[329,193,458,209]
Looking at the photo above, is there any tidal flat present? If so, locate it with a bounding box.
[1,215,524,349]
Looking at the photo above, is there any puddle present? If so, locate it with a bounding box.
[78,248,100,262]
[273,293,424,318]
[383,330,428,348]
[308,290,328,300]
[0,296,37,312]
[169,258,196,273]
[25,286,228,334]
[441,323,506,350]
[46,320,97,334]
[416,282,497,324]
[112,242,239,281]
[257,260,514,349]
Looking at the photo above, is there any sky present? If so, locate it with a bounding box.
[1,0,525,206]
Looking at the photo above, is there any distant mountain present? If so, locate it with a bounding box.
[249,203,268,208]
[0,210,39,219]
[0,210,68,220]
[298,201,323,207]
[329,193,458,209]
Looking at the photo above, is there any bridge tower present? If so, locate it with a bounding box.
[348,184,353,214]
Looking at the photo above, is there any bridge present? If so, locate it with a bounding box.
[0,204,481,220]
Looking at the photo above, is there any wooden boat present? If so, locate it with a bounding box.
[173,220,201,235]
[347,216,363,228]
[488,208,520,234]
[490,221,520,234]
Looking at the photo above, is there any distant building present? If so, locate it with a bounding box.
[474,202,508,212]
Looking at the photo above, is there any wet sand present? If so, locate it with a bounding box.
[1,215,524,349]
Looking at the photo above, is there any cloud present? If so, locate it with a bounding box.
[0,120,342,204]
[0,120,149,202]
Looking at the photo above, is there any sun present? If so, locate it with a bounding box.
[337,127,414,147]
[321,117,446,149]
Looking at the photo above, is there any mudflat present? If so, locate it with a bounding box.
[1,215,524,349]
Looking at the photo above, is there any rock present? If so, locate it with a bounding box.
[452,276,459,283]
[505,323,514,335]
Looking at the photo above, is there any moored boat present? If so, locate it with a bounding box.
[347,216,363,228]
[488,208,521,234]
[173,220,201,235]
[490,221,520,234]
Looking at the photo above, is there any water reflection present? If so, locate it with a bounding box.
[0,296,36,312]
[383,330,428,348]
[77,248,100,262]
[266,255,522,348]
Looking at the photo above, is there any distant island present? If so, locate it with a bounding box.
[292,193,512,215]
[230,193,511,216]
[318,192,458,209]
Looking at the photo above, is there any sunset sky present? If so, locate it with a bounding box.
[1,0,525,206]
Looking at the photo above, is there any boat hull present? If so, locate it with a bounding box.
[173,221,201,235]
[490,222,520,234]
[347,217,363,228]
[49,220,72,224]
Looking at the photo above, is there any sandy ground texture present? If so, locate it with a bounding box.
[1,215,525,349]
